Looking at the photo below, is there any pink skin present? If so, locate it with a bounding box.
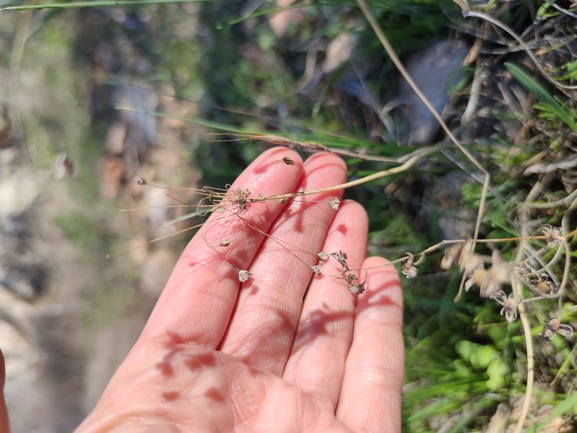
[68,147,404,433]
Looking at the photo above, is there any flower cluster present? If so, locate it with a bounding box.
[330,250,366,295]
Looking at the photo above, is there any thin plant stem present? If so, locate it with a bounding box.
[354,0,491,302]
[462,10,577,91]
[0,0,209,11]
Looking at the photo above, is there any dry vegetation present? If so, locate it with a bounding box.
[0,0,576,431]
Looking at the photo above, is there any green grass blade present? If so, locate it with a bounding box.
[0,0,209,11]
[160,208,213,228]
[505,61,577,132]
[528,392,577,432]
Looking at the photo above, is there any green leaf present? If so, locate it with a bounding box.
[504,62,577,132]
[529,392,577,432]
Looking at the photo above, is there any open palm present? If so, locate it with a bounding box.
[75,147,404,433]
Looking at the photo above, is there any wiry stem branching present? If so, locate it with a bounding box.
[355,0,491,302]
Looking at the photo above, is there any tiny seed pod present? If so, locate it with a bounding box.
[401,262,418,279]
[219,239,231,247]
[282,157,295,165]
[542,315,574,339]
[528,273,555,295]
[317,251,329,261]
[331,251,349,272]
[348,283,365,295]
[311,265,322,276]
[238,270,252,283]
[328,198,341,210]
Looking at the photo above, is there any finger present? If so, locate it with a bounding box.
[140,147,304,348]
[0,349,9,433]
[283,200,368,408]
[219,152,348,375]
[336,257,404,433]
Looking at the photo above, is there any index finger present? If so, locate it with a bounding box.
[139,147,304,348]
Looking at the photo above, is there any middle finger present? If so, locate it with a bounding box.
[219,152,347,375]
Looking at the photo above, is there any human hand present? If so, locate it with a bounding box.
[75,147,404,433]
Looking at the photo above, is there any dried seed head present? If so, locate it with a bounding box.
[134,176,147,186]
[317,251,329,261]
[328,198,341,210]
[346,272,366,295]
[401,262,418,279]
[441,244,462,269]
[346,273,358,285]
[490,290,507,304]
[541,224,562,248]
[282,157,295,165]
[490,290,518,322]
[541,315,574,339]
[238,270,252,283]
[331,251,350,272]
[279,197,288,204]
[466,268,488,292]
[348,283,365,295]
[219,239,231,247]
[460,253,484,278]
[458,240,484,278]
[478,250,511,297]
[465,265,508,298]
[232,188,251,212]
[480,269,503,298]
[511,262,533,282]
[311,265,322,276]
[528,273,555,295]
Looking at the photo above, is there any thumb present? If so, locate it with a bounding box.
[0,349,9,433]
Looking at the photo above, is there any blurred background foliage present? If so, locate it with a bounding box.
[0,0,576,431]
